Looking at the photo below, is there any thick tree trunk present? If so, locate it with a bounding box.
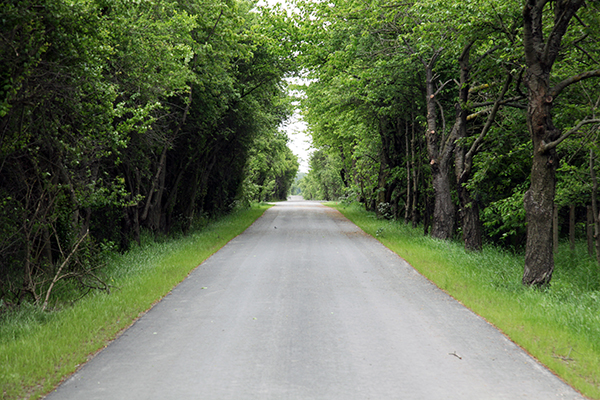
[522,7,555,286]
[423,58,455,240]
[521,0,586,285]
[522,65,558,285]
[458,185,482,251]
[522,92,558,285]
[431,163,455,239]
[522,102,558,285]
[402,41,455,238]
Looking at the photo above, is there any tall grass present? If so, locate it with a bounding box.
[0,204,269,400]
[331,202,600,399]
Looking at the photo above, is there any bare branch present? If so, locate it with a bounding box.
[434,79,453,97]
[42,230,89,312]
[574,43,598,64]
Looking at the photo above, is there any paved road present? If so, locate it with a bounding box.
[46,199,584,399]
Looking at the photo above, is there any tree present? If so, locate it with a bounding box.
[299,149,345,201]
[244,130,299,202]
[521,0,600,285]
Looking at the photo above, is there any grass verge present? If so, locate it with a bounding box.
[330,201,600,399]
[0,204,270,400]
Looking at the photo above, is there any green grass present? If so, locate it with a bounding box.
[0,204,269,400]
[330,201,600,399]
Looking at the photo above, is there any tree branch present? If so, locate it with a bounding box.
[542,1,584,64]
[574,45,599,65]
[434,79,453,97]
[206,9,224,44]
[542,119,600,152]
[464,73,512,168]
[42,230,89,311]
[550,69,600,98]
[473,44,501,66]
[471,96,525,108]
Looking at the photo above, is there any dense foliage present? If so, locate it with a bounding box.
[292,0,600,285]
[0,0,298,309]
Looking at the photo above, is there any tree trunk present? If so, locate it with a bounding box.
[458,186,482,251]
[404,120,411,222]
[522,123,557,285]
[376,156,389,215]
[553,204,559,253]
[521,0,585,285]
[423,194,433,236]
[431,163,455,239]
[453,42,483,251]
[403,41,455,238]
[522,70,558,285]
[587,205,594,258]
[411,118,420,228]
[423,56,455,240]
[141,144,168,227]
[591,150,600,264]
[569,204,576,251]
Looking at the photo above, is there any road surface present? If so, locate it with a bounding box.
[46,199,584,399]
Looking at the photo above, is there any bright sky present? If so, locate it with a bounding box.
[283,103,311,174]
[257,0,312,173]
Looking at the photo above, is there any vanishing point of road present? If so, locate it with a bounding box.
[46,198,584,399]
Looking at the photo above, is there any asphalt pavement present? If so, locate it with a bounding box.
[45,198,584,399]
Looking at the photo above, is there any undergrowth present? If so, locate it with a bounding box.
[0,204,269,400]
[330,201,600,399]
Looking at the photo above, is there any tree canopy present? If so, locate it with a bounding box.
[292,0,600,285]
[0,0,299,307]
[2,0,600,309]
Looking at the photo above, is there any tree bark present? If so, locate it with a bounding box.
[454,42,482,251]
[141,144,168,225]
[431,160,455,239]
[423,53,455,240]
[521,0,585,286]
[522,122,558,286]
[403,39,456,238]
